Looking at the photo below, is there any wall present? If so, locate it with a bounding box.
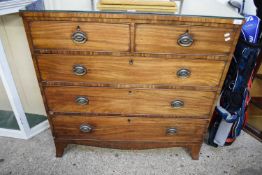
[0,14,46,115]
[0,78,12,111]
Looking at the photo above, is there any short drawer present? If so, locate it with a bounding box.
[38,55,225,88]
[52,116,208,142]
[45,87,216,117]
[30,21,130,52]
[135,24,235,54]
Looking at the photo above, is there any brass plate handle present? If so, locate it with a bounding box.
[73,64,87,76]
[166,127,177,135]
[171,100,184,109]
[75,96,89,105]
[178,31,193,47]
[177,68,191,78]
[80,124,93,133]
[72,26,87,44]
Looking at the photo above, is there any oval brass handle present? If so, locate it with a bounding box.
[177,68,191,78]
[129,59,134,65]
[166,127,177,135]
[171,100,184,109]
[75,96,89,105]
[80,124,93,133]
[72,26,87,44]
[73,65,87,76]
[178,31,193,47]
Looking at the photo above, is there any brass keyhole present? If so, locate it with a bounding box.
[129,59,134,65]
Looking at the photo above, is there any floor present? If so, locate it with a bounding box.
[0,130,261,175]
[248,103,262,131]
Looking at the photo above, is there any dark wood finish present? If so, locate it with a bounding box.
[45,87,216,116]
[55,139,202,150]
[135,24,236,54]
[54,139,203,159]
[256,74,262,79]
[55,140,68,157]
[21,9,243,159]
[187,144,202,160]
[244,123,262,142]
[251,98,262,109]
[245,51,262,141]
[252,49,262,80]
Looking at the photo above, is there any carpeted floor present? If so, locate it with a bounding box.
[0,129,261,175]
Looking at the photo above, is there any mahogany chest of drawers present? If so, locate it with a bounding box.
[20,1,243,160]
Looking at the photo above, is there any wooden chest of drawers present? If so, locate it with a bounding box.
[21,9,242,160]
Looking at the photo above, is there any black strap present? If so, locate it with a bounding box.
[254,0,262,19]
[239,38,262,48]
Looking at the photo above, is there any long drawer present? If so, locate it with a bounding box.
[45,87,216,117]
[30,21,130,52]
[38,55,225,88]
[135,24,235,54]
[52,116,208,142]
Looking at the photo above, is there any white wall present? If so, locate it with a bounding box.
[0,14,46,115]
[0,78,12,111]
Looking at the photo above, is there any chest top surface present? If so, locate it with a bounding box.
[21,0,243,19]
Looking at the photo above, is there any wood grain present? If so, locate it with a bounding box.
[41,81,218,91]
[20,11,242,26]
[187,144,202,160]
[20,9,243,159]
[52,115,208,142]
[37,55,225,88]
[30,21,130,52]
[135,24,235,54]
[55,139,202,149]
[45,87,216,116]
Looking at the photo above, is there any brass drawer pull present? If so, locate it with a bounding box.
[73,64,87,76]
[72,26,87,44]
[80,124,93,133]
[178,31,193,47]
[171,100,184,109]
[177,68,191,78]
[75,96,89,105]
[166,127,177,135]
[129,59,134,65]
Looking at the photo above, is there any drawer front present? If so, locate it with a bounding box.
[52,116,208,142]
[45,87,215,117]
[135,24,235,54]
[30,21,130,52]
[38,55,225,88]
